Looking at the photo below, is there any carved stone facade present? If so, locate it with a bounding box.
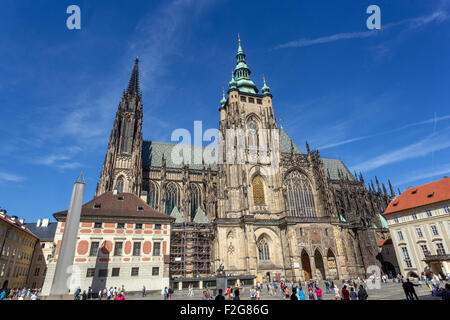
[96,43,396,282]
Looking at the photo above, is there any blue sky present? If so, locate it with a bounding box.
[1,0,449,222]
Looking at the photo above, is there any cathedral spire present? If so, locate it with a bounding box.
[232,36,258,94]
[127,58,140,96]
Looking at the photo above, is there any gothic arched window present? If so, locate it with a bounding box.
[247,120,258,150]
[252,176,265,204]
[190,184,201,221]
[257,238,270,261]
[148,182,159,209]
[284,171,316,217]
[121,120,132,153]
[115,176,125,193]
[165,183,179,214]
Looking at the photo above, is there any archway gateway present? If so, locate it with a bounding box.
[314,249,326,280]
[327,249,338,279]
[301,250,312,281]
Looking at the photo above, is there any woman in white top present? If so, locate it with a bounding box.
[334,285,341,300]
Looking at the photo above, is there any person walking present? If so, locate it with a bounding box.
[341,285,350,300]
[250,287,257,300]
[290,287,298,301]
[215,289,225,301]
[297,286,306,300]
[142,285,146,297]
[233,289,240,300]
[98,289,103,300]
[349,287,358,300]
[315,286,323,300]
[404,278,419,300]
[357,285,368,300]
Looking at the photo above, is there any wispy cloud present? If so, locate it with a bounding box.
[319,114,450,150]
[274,10,449,49]
[395,163,450,186]
[350,128,450,172]
[0,172,26,183]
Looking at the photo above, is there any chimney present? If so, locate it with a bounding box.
[0,210,6,217]
[11,216,18,221]
[42,218,50,227]
[140,191,148,203]
[19,219,24,224]
[36,219,41,227]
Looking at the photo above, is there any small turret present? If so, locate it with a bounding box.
[220,89,227,108]
[261,75,271,96]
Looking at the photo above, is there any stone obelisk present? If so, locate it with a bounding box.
[49,173,85,296]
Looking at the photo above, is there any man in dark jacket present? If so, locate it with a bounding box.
[403,278,419,300]
[215,289,225,301]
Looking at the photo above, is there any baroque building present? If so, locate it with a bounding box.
[96,39,396,282]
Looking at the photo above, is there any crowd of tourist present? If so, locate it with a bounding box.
[0,288,40,300]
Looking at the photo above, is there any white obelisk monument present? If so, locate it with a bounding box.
[48,173,85,296]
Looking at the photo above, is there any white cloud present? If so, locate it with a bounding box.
[275,10,449,49]
[0,172,25,183]
[395,164,450,186]
[350,129,450,172]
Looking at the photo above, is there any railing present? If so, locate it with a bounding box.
[423,253,450,262]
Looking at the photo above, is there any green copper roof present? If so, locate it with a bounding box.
[170,206,185,223]
[231,38,258,94]
[279,128,302,154]
[192,207,210,224]
[220,89,227,107]
[321,158,355,181]
[261,76,271,95]
[379,214,388,228]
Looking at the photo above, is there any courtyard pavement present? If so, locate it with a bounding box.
[126,280,444,300]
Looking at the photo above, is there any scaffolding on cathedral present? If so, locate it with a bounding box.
[169,222,213,278]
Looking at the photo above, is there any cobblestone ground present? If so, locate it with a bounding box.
[127,280,444,301]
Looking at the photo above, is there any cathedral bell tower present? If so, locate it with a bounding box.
[95,59,143,197]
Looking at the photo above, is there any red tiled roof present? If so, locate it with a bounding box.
[378,239,392,247]
[384,177,450,215]
[54,192,174,221]
[0,213,38,238]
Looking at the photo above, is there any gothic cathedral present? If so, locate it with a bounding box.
[96,39,395,282]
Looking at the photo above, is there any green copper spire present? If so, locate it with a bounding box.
[228,70,237,90]
[220,88,227,107]
[233,35,258,94]
[261,75,271,95]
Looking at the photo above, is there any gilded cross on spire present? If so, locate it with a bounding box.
[238,33,241,44]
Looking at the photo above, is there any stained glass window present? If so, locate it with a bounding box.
[252,176,265,204]
[284,171,316,217]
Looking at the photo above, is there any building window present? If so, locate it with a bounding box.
[153,242,161,256]
[116,176,125,193]
[298,228,303,236]
[252,176,265,205]
[135,223,143,229]
[98,269,108,277]
[121,120,132,153]
[34,268,40,276]
[248,97,255,103]
[284,171,317,217]
[256,99,262,105]
[420,244,430,257]
[401,247,412,268]
[412,213,417,220]
[325,228,329,236]
[112,268,120,277]
[148,182,159,209]
[152,267,159,276]
[43,268,47,277]
[240,96,246,102]
[94,222,102,229]
[190,184,201,221]
[394,217,399,223]
[86,268,96,277]
[257,238,270,261]
[444,206,450,214]
[114,242,123,256]
[165,183,179,214]
[133,242,141,256]
[436,243,446,255]
[131,267,139,276]
[155,224,162,230]
[397,231,404,241]
[117,223,125,229]
[416,227,423,238]
[89,242,99,257]
[430,225,439,236]
[41,243,45,249]
[426,210,433,217]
